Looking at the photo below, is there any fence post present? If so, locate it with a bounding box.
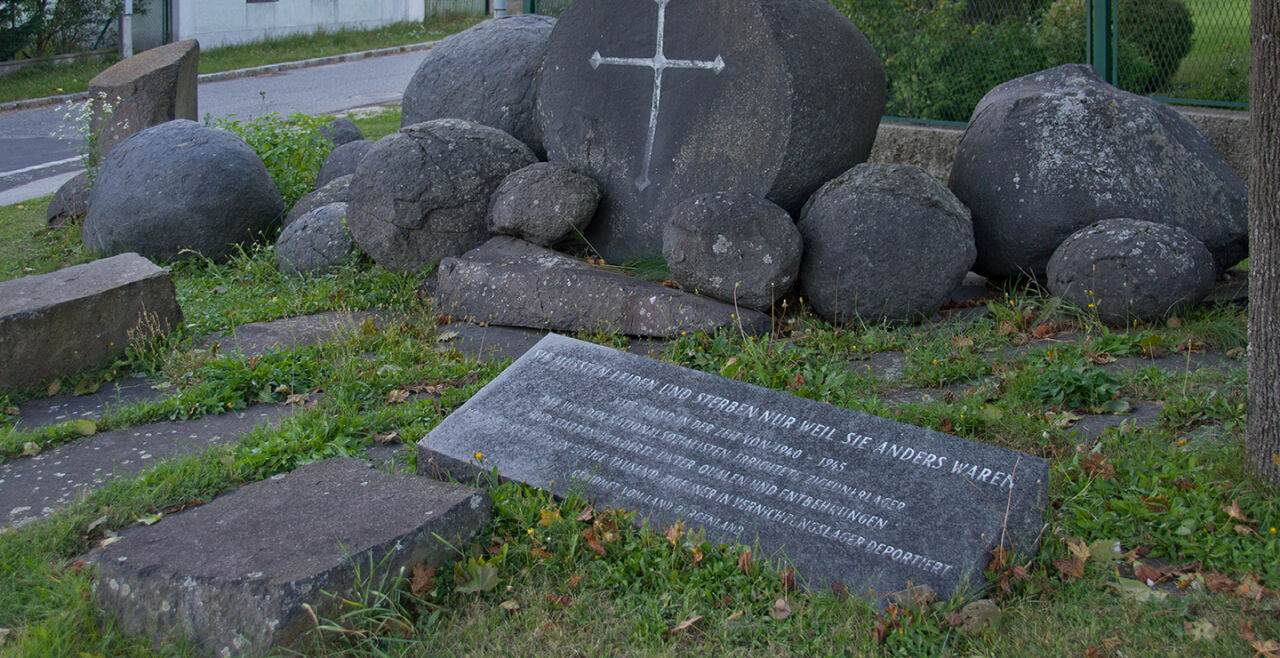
[1087,0,1117,84]
[523,0,537,13]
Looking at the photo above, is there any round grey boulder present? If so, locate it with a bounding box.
[346,119,537,273]
[662,192,801,312]
[276,202,356,275]
[487,162,601,246]
[286,174,351,228]
[402,15,556,156]
[83,120,284,262]
[47,170,91,227]
[1047,218,1217,325]
[799,163,976,324]
[316,140,373,188]
[950,64,1247,281]
[320,118,363,146]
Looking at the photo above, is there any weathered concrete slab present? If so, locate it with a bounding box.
[436,321,668,364]
[419,334,1049,600]
[0,253,182,394]
[12,375,166,431]
[2,404,287,528]
[94,458,491,657]
[88,39,199,160]
[201,310,401,358]
[430,237,770,338]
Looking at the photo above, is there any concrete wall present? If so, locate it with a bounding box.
[868,106,1251,186]
[173,0,424,49]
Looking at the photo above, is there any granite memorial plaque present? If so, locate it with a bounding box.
[418,334,1048,599]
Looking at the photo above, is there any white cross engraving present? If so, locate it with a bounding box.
[589,0,725,191]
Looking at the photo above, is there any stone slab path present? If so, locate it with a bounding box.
[13,375,167,431]
[2,404,288,528]
[94,457,491,657]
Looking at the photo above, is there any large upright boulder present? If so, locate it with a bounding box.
[799,164,975,324]
[83,120,284,263]
[88,39,199,162]
[402,15,556,156]
[949,64,1248,280]
[346,119,536,273]
[536,0,885,261]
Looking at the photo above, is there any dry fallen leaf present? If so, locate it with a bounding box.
[1032,322,1057,339]
[1236,574,1271,602]
[1184,619,1218,642]
[499,599,521,612]
[1067,538,1091,562]
[583,528,606,557]
[1222,500,1254,524]
[546,593,572,607]
[1053,557,1086,580]
[737,550,753,572]
[1080,453,1116,480]
[769,598,793,621]
[538,508,562,526]
[531,547,553,559]
[576,507,595,523]
[670,615,704,634]
[567,574,583,588]
[411,564,436,597]
[1133,561,1164,585]
[385,389,410,405]
[284,393,309,405]
[372,431,400,446]
[951,336,975,349]
[781,569,796,592]
[1203,571,1239,594]
[1235,525,1256,536]
[1252,639,1280,658]
[665,520,686,546]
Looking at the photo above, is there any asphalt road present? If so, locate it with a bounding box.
[0,49,426,204]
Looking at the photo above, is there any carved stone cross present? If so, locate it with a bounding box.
[588,0,726,191]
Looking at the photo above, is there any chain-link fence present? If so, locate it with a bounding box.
[424,0,488,16]
[521,0,1250,123]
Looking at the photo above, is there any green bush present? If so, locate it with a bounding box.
[961,0,1050,23]
[833,0,1048,121]
[1039,0,1194,94]
[207,112,335,212]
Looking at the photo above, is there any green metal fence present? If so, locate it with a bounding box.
[521,0,1250,123]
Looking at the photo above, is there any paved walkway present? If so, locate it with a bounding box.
[0,42,433,205]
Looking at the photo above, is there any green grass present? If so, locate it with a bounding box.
[1162,0,1251,104]
[0,14,481,105]
[1,103,1277,654]
[0,197,93,280]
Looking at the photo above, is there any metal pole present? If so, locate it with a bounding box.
[494,0,507,18]
[1087,0,1116,84]
[121,0,134,57]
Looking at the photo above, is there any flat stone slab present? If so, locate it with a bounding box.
[437,321,668,363]
[2,404,287,528]
[418,334,1049,600]
[431,237,771,338]
[201,310,399,358]
[94,458,491,657]
[12,375,166,431]
[0,253,182,394]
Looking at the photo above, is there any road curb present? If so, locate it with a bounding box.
[0,40,436,114]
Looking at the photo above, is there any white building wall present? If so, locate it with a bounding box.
[174,0,425,49]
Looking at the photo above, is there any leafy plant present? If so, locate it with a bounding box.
[1034,363,1122,411]
[51,91,124,183]
[207,111,335,210]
